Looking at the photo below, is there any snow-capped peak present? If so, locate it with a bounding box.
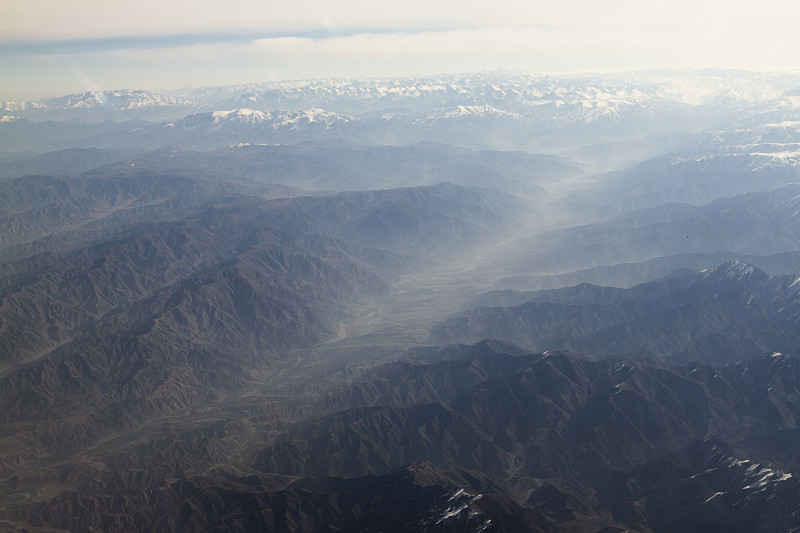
[421,104,519,121]
[211,108,273,124]
[704,261,758,282]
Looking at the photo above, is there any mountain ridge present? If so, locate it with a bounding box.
[430,261,800,364]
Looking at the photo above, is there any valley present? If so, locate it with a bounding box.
[1,70,800,532]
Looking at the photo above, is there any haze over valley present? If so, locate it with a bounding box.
[1,65,800,532]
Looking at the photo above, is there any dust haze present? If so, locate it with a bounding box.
[2,69,800,531]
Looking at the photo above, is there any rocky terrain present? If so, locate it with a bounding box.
[1,70,799,531]
[431,261,800,364]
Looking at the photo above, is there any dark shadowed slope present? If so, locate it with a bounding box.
[0,183,519,471]
[431,261,800,364]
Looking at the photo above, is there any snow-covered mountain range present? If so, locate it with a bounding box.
[3,70,797,157]
[4,70,798,124]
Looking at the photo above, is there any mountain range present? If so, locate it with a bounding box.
[1,70,799,532]
[3,70,799,155]
[4,342,799,532]
[431,261,800,364]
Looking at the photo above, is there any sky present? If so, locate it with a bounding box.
[2,0,800,101]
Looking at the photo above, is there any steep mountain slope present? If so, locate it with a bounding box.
[0,182,520,369]
[0,142,558,264]
[496,184,800,282]
[0,171,218,262]
[431,262,800,364]
[1,463,557,533]
[493,250,800,292]
[593,440,800,533]
[276,183,523,258]
[603,121,800,210]
[4,342,798,532]
[248,347,800,531]
[254,350,799,478]
[0,225,389,469]
[0,183,520,471]
[0,147,142,181]
[99,142,573,195]
[554,118,800,219]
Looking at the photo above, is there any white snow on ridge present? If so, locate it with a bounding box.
[420,105,519,121]
[211,109,273,124]
[748,150,800,160]
[702,261,757,283]
[274,108,356,129]
[748,151,800,170]
[166,107,356,133]
[763,121,800,129]
[0,101,48,112]
[668,147,800,171]
[423,487,490,530]
[7,70,798,121]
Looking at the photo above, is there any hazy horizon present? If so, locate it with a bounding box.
[2,0,799,101]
